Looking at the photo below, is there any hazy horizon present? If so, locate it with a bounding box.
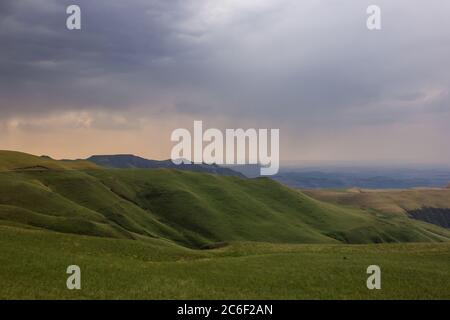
[4,148,450,171]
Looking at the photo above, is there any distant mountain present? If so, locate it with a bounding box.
[86,154,245,178]
[223,164,263,178]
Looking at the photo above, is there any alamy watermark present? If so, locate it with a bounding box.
[66,5,81,30]
[66,265,81,290]
[66,4,381,31]
[367,265,381,290]
[367,5,382,30]
[170,121,279,176]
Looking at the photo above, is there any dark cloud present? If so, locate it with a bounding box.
[0,0,192,115]
[0,0,449,136]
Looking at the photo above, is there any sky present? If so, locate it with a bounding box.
[0,0,449,165]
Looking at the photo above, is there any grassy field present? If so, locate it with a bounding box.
[1,151,450,299]
[1,224,449,300]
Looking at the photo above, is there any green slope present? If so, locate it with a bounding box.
[304,188,450,215]
[1,224,449,299]
[85,169,450,245]
[0,150,99,171]
[1,151,449,247]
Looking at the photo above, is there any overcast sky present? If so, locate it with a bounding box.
[0,0,449,164]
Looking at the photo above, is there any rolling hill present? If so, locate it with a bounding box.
[1,150,450,299]
[304,188,450,214]
[1,151,450,248]
[0,150,99,171]
[304,188,450,229]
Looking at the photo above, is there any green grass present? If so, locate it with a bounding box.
[0,225,449,299]
[1,167,449,248]
[2,151,449,248]
[0,150,99,171]
[1,151,450,299]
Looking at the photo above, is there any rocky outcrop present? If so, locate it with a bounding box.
[408,207,450,229]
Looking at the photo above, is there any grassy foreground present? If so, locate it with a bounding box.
[1,225,449,300]
[1,151,449,299]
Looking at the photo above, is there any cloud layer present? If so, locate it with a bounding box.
[0,0,449,162]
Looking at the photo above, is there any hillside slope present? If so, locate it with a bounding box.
[304,188,450,229]
[304,188,450,214]
[0,150,99,171]
[1,151,450,247]
[86,169,450,244]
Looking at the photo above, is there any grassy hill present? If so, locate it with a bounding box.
[304,188,450,230]
[304,188,450,215]
[0,150,99,171]
[0,151,449,248]
[1,151,450,299]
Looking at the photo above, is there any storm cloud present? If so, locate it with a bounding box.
[0,0,449,162]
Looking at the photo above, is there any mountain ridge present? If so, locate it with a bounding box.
[87,154,245,178]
